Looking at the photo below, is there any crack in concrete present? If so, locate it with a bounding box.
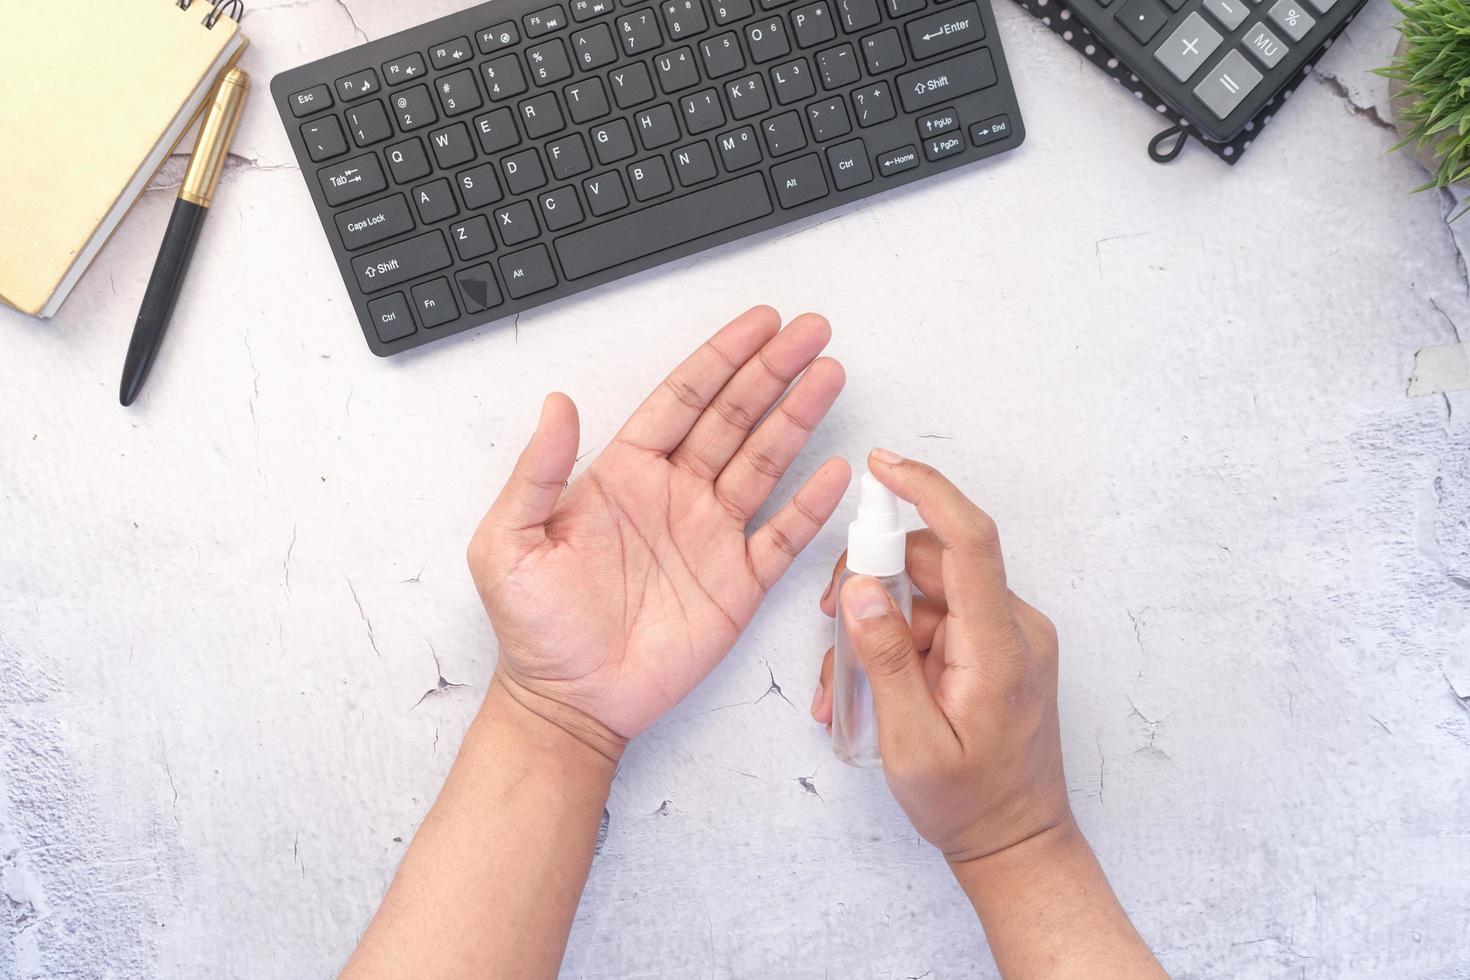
[410,643,468,710]
[346,579,382,658]
[1311,70,1394,132]
[753,661,795,709]
[282,524,297,599]
[333,0,370,43]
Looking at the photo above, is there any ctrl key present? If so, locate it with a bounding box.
[367,292,416,344]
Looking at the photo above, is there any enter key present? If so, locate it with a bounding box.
[905,3,986,60]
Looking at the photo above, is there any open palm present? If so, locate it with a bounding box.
[469,307,850,741]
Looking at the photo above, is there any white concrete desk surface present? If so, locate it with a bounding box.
[2,0,1469,975]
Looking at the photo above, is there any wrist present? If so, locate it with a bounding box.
[946,812,1086,899]
[480,671,628,775]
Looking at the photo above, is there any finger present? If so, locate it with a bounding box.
[923,620,948,691]
[746,456,851,592]
[820,530,946,617]
[811,646,834,725]
[671,313,832,480]
[909,596,944,652]
[715,357,845,522]
[615,305,781,454]
[840,576,949,755]
[866,450,1012,628]
[482,393,580,535]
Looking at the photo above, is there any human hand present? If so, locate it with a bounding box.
[811,451,1070,864]
[468,306,850,758]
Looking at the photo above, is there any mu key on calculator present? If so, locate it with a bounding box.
[1067,0,1369,142]
[271,0,1024,355]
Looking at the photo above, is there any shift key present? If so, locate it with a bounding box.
[897,49,997,113]
[352,231,452,292]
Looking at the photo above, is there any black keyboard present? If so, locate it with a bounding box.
[1068,0,1368,142]
[270,0,1024,355]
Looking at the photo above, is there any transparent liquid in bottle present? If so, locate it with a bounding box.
[832,567,913,768]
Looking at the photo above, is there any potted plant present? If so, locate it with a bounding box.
[1376,0,1470,198]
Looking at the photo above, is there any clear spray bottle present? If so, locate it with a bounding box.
[832,472,913,768]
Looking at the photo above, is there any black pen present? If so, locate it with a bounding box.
[121,67,250,407]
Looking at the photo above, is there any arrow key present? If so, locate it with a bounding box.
[455,264,505,314]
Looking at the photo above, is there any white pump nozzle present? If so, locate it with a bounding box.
[846,472,905,577]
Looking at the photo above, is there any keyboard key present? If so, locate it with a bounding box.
[478,22,521,54]
[726,74,772,118]
[916,107,958,137]
[825,136,872,189]
[805,97,851,140]
[503,148,549,193]
[474,107,522,153]
[877,144,919,176]
[1242,21,1288,68]
[762,110,807,154]
[386,138,432,181]
[527,39,574,84]
[619,9,663,53]
[923,131,964,160]
[571,0,617,20]
[701,32,746,76]
[896,49,996,112]
[367,292,415,343]
[681,89,726,133]
[835,0,881,32]
[302,117,347,161]
[456,263,504,313]
[352,230,451,292]
[1152,12,1222,83]
[628,156,674,199]
[1267,0,1314,40]
[548,134,593,177]
[656,46,701,91]
[1192,48,1262,118]
[320,153,388,205]
[862,29,906,74]
[635,104,681,148]
[816,44,860,88]
[1303,0,1337,12]
[712,0,754,22]
[662,0,710,37]
[499,245,559,298]
[747,17,792,62]
[573,23,620,69]
[429,122,475,168]
[673,141,719,184]
[482,55,530,100]
[451,215,498,259]
[392,85,438,131]
[496,200,541,245]
[520,92,565,138]
[289,84,332,117]
[334,194,415,250]
[1201,0,1246,29]
[792,2,837,47]
[413,178,459,222]
[457,162,504,208]
[717,125,763,168]
[771,153,828,207]
[583,171,630,214]
[383,54,427,85]
[906,3,985,60]
[1115,0,1168,45]
[555,173,772,279]
[335,70,379,101]
[852,81,896,125]
[592,118,638,162]
[540,185,585,228]
[437,69,483,116]
[610,63,656,107]
[565,78,611,122]
[770,58,816,104]
[412,277,459,327]
[430,38,475,70]
[524,5,568,35]
[969,112,1012,145]
[886,0,925,15]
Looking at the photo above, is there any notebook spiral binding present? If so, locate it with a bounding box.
[176,0,245,29]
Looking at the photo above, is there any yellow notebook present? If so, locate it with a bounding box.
[0,0,248,317]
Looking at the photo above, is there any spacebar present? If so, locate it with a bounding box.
[555,174,773,280]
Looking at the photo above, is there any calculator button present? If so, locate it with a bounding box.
[336,197,410,255]
[352,231,452,293]
[319,153,388,206]
[451,215,498,259]
[456,263,505,313]
[825,137,872,189]
[335,70,380,101]
[1192,48,1263,118]
[382,53,427,85]
[478,22,521,53]
[367,293,415,343]
[525,5,569,36]
[499,245,559,299]
[895,49,996,113]
[969,112,1011,146]
[1241,22,1289,68]
[905,3,985,61]
[430,38,475,69]
[916,107,958,137]
[1152,12,1222,83]
[346,101,393,145]
[1201,0,1247,30]
[1302,0,1337,12]
[877,144,919,176]
[1267,0,1314,40]
[289,84,332,117]
[301,117,347,161]
[923,132,964,161]
[1114,0,1168,45]
[771,153,828,208]
[385,138,432,182]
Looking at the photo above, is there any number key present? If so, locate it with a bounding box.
[619,9,662,54]
[482,55,529,100]
[526,39,573,85]
[572,23,620,69]
[661,0,709,37]
[346,101,393,145]
[436,69,483,116]
[392,85,437,131]
[713,0,754,21]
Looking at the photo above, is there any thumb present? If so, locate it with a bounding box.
[841,576,943,753]
[487,392,580,533]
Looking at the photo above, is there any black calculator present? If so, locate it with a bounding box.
[1066,0,1369,141]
